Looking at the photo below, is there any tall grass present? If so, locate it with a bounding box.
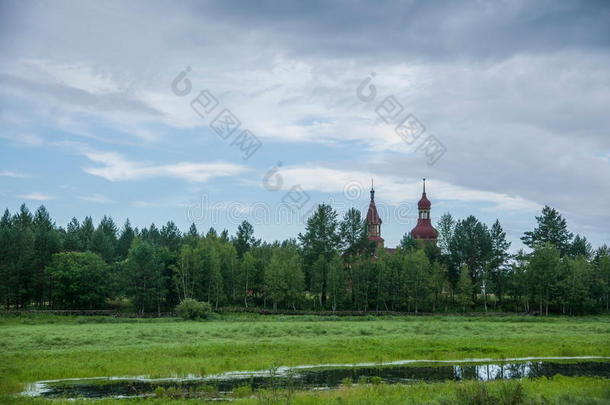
[1,315,610,403]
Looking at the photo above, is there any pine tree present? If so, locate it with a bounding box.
[79,216,95,251]
[234,220,255,259]
[569,234,592,259]
[339,208,368,255]
[32,205,60,306]
[64,217,82,251]
[116,219,135,260]
[522,206,573,256]
[160,221,182,252]
[91,216,118,262]
[298,204,340,307]
[125,239,165,314]
[449,216,492,300]
[489,219,511,306]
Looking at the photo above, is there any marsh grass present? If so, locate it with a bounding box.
[1,314,610,404]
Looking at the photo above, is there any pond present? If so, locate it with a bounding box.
[23,356,610,400]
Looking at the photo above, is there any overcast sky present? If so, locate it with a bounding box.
[1,0,609,249]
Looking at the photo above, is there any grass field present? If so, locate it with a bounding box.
[1,314,610,404]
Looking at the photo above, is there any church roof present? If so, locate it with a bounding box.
[417,178,431,209]
[411,178,438,241]
[418,193,431,209]
[366,188,382,225]
[411,219,438,240]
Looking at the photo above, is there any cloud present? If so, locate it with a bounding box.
[0,170,28,178]
[18,192,54,201]
[0,1,608,246]
[78,194,115,204]
[0,133,45,147]
[81,150,249,182]
[274,165,540,212]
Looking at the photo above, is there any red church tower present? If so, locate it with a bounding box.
[410,178,438,243]
[366,181,384,248]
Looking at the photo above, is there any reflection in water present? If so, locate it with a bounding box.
[25,360,610,399]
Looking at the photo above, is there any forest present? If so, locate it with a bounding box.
[0,203,608,315]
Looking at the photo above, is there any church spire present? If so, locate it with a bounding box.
[366,178,384,248]
[410,178,438,243]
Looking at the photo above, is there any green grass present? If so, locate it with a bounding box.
[1,314,610,404]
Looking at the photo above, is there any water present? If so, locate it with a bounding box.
[23,357,610,400]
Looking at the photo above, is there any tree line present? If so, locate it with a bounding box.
[0,203,608,315]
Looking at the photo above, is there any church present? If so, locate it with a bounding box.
[365,179,438,249]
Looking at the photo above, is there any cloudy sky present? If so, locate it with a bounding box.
[1,0,609,249]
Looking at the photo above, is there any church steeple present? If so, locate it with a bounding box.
[366,179,384,248]
[410,178,438,243]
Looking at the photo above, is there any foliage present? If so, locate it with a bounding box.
[1,203,609,316]
[522,205,573,256]
[175,298,213,320]
[46,252,110,309]
[456,265,474,312]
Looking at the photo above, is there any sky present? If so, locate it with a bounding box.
[0,0,609,250]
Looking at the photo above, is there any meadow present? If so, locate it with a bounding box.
[1,314,610,404]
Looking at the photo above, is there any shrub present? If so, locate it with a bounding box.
[175,299,213,320]
[452,381,527,405]
[370,376,383,385]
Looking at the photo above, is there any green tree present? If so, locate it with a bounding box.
[79,216,95,251]
[522,206,573,256]
[264,246,304,310]
[339,208,368,255]
[569,234,592,259]
[0,209,17,308]
[399,233,418,251]
[234,220,256,259]
[218,241,239,303]
[13,205,36,308]
[32,205,61,306]
[46,252,110,309]
[402,250,431,313]
[116,219,135,260]
[63,217,82,251]
[326,254,345,311]
[125,239,165,314]
[449,216,492,301]
[91,216,118,262]
[198,238,223,309]
[436,212,455,256]
[560,257,593,314]
[488,219,511,307]
[456,265,473,312]
[429,261,448,312]
[593,249,610,312]
[239,251,257,308]
[528,243,561,315]
[299,203,340,307]
[173,244,201,301]
[160,221,182,253]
